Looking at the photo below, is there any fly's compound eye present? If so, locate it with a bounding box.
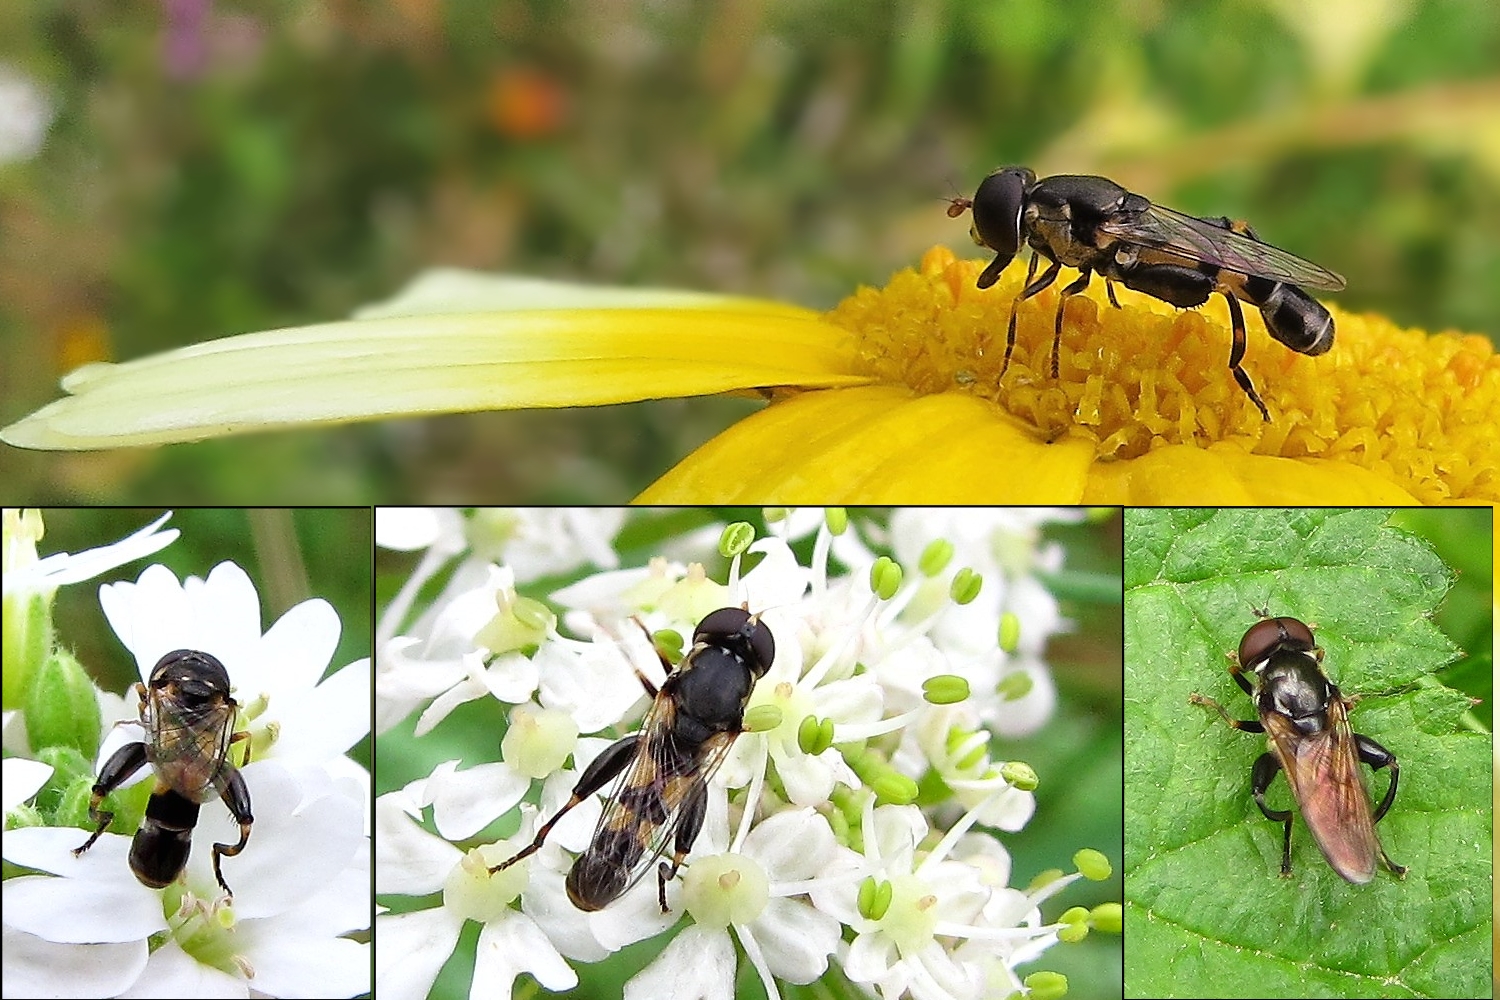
[694,607,752,644]
[151,649,232,704]
[693,607,775,676]
[743,618,775,677]
[968,166,1034,258]
[1238,615,1316,667]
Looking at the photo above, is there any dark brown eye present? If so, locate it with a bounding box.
[1238,615,1315,666]
[694,607,752,644]
[744,618,775,675]
[693,607,775,674]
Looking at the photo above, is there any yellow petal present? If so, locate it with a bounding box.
[1081,443,1422,503]
[2,308,869,450]
[637,386,1097,502]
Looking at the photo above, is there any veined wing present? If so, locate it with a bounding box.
[1265,704,1379,883]
[1099,201,1346,291]
[567,694,742,909]
[148,686,238,796]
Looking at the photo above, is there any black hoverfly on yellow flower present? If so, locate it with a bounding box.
[4,248,1495,502]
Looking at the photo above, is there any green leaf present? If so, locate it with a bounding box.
[1123,509,1489,999]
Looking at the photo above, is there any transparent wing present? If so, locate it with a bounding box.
[1098,201,1346,291]
[572,692,742,906]
[1266,703,1379,881]
[148,688,237,796]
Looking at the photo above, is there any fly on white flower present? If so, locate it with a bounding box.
[71,649,254,898]
[489,607,774,912]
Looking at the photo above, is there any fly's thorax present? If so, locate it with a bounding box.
[670,647,757,731]
[1255,651,1337,734]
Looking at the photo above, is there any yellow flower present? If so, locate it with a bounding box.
[4,253,1495,502]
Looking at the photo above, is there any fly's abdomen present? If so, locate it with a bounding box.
[565,827,642,911]
[1224,273,1335,356]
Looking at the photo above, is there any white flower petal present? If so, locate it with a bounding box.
[235,922,369,999]
[474,912,578,999]
[429,761,530,841]
[0,924,147,999]
[125,938,244,998]
[0,871,166,944]
[374,907,464,1000]
[275,655,372,760]
[844,929,898,983]
[1,757,52,811]
[750,897,840,984]
[743,808,835,881]
[197,761,361,921]
[624,924,735,1000]
[375,794,461,896]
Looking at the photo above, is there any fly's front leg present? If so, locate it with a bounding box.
[489,733,641,874]
[656,779,710,913]
[1003,254,1053,376]
[1187,693,1265,734]
[211,764,254,898]
[73,741,150,857]
[1250,751,1294,876]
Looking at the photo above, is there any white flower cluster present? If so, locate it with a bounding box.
[375,507,1108,1000]
[1,511,372,999]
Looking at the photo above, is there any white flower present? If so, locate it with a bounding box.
[3,509,179,598]
[374,793,582,1000]
[3,762,368,997]
[97,561,371,776]
[3,557,373,997]
[625,808,852,1000]
[375,508,1113,999]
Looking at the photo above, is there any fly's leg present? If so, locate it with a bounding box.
[1187,692,1265,735]
[1219,292,1271,422]
[72,741,150,858]
[1051,269,1095,378]
[1002,254,1053,377]
[489,733,641,874]
[1355,732,1407,877]
[1250,751,1294,876]
[656,779,710,913]
[211,764,254,898]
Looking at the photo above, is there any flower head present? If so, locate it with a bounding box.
[376,508,1117,1000]
[2,542,371,998]
[5,252,1493,501]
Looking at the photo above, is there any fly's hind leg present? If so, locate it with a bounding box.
[211,764,254,898]
[1355,732,1407,877]
[1249,751,1294,876]
[489,733,641,874]
[656,780,710,913]
[1218,292,1271,422]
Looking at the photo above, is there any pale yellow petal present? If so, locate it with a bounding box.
[353,268,817,320]
[2,309,869,450]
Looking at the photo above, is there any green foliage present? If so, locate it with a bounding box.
[1123,509,1491,999]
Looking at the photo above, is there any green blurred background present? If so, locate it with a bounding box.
[3,1,1498,502]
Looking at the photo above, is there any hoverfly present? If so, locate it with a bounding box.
[1188,612,1405,884]
[947,167,1345,421]
[490,606,774,912]
[73,649,254,898]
